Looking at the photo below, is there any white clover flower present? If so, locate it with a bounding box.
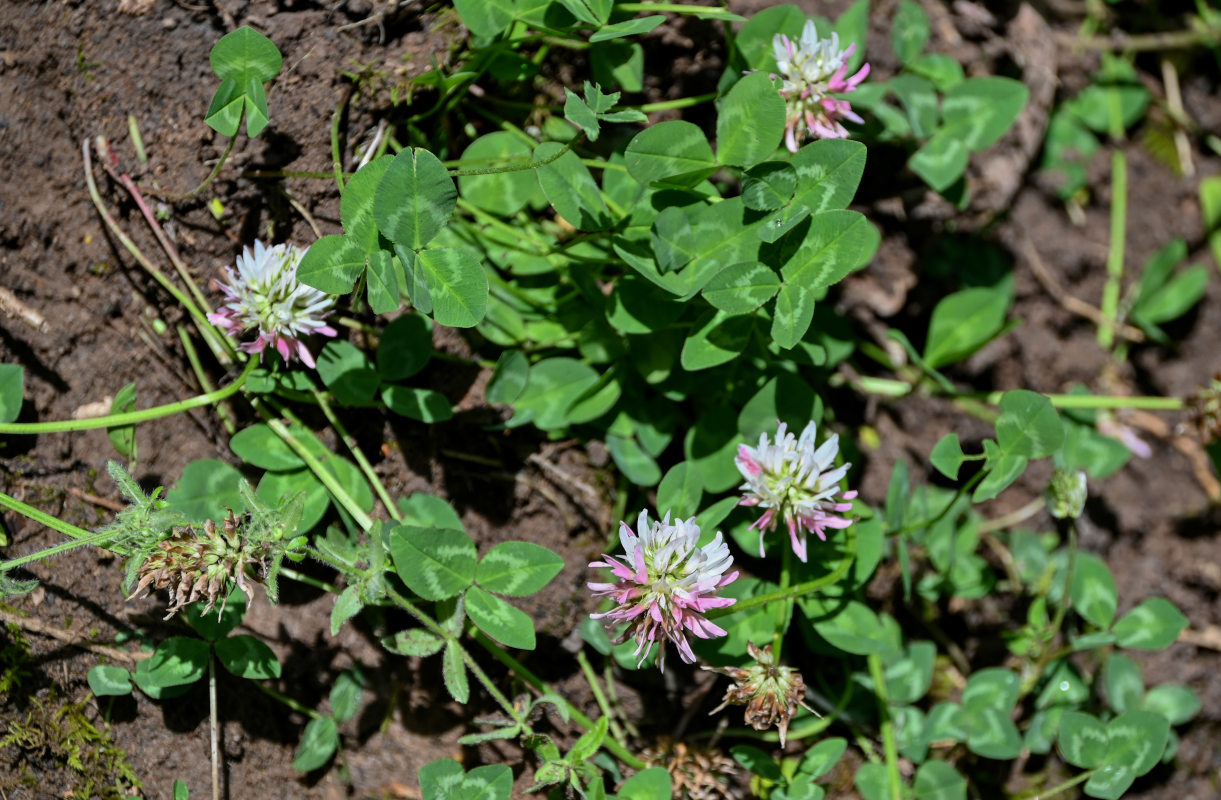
[208,240,337,368]
[736,420,856,562]
[769,20,870,151]
[588,510,738,671]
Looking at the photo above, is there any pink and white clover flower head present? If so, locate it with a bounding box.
[736,420,856,562]
[770,19,870,151]
[588,510,738,672]
[208,240,337,368]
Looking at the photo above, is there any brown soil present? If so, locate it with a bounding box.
[1,1,1219,799]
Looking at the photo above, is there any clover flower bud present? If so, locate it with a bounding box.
[769,20,870,152]
[703,641,817,747]
[1187,373,1221,444]
[641,737,738,800]
[588,510,738,672]
[1046,468,1087,520]
[735,420,856,562]
[208,240,337,368]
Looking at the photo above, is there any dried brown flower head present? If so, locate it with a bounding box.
[1187,373,1221,444]
[641,737,740,800]
[130,509,266,618]
[703,641,817,747]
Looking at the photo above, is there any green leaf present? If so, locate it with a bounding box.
[459,764,513,800]
[656,462,703,519]
[374,148,456,250]
[1133,264,1209,326]
[331,585,363,636]
[797,737,847,779]
[365,251,400,314]
[616,767,673,800]
[405,247,489,328]
[923,285,1012,368]
[486,350,529,406]
[205,27,281,137]
[731,745,783,781]
[173,779,189,800]
[680,310,754,371]
[88,665,133,696]
[442,641,469,703]
[512,357,599,430]
[292,715,338,772]
[995,390,1064,459]
[458,132,543,217]
[961,668,1020,714]
[330,669,362,723]
[382,385,453,423]
[1142,684,1201,725]
[465,585,535,649]
[1102,653,1143,713]
[779,210,880,291]
[215,634,281,679]
[388,525,477,601]
[419,759,465,800]
[0,364,23,423]
[1103,710,1170,777]
[570,715,608,765]
[453,0,517,37]
[801,596,890,655]
[716,71,786,168]
[166,459,244,524]
[534,142,612,230]
[230,423,304,470]
[295,234,367,294]
[971,448,1026,503]
[908,134,969,192]
[1201,175,1221,273]
[625,121,718,187]
[941,77,1029,150]
[964,707,1023,759]
[316,340,378,406]
[476,541,564,597]
[1072,553,1118,628]
[701,262,780,313]
[107,382,137,460]
[929,434,965,480]
[184,586,246,640]
[1058,710,1108,768]
[855,762,903,800]
[771,282,815,349]
[377,313,433,382]
[892,0,929,63]
[383,627,446,657]
[138,637,210,689]
[590,15,666,42]
[912,760,965,800]
[397,493,464,531]
[258,468,328,533]
[743,161,797,211]
[1112,597,1188,650]
[607,433,662,486]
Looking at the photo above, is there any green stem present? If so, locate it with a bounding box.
[178,326,236,436]
[146,135,237,201]
[1016,769,1094,800]
[251,681,323,719]
[84,139,233,366]
[772,546,793,659]
[0,359,257,435]
[577,649,626,745]
[710,527,856,620]
[1098,149,1127,350]
[311,390,401,522]
[0,492,93,542]
[448,135,584,178]
[868,653,903,800]
[0,525,122,573]
[888,471,983,538]
[257,401,375,531]
[331,95,347,195]
[473,631,647,769]
[279,566,341,595]
[636,92,718,113]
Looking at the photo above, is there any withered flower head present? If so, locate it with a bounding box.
[1187,373,1221,444]
[641,737,740,800]
[702,641,818,747]
[130,509,266,619]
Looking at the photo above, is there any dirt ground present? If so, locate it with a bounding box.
[1,0,1220,798]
